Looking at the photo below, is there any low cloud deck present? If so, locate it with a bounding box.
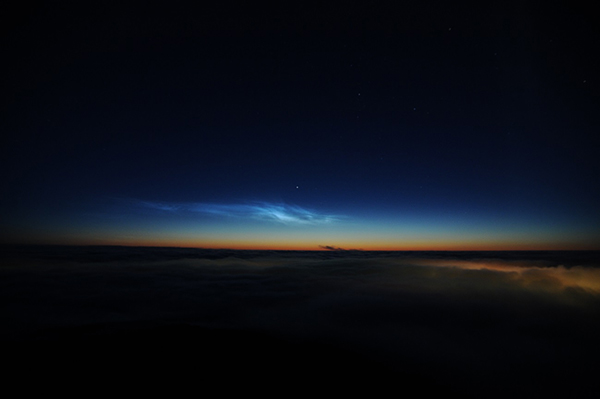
[2,246,599,397]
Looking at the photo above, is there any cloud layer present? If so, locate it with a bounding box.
[3,248,599,398]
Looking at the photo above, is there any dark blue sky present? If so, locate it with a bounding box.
[1,2,599,249]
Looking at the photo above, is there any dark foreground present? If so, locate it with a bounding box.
[2,246,600,397]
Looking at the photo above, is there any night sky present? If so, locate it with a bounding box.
[3,4,600,396]
[2,1,599,249]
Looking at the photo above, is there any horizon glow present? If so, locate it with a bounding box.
[3,197,598,251]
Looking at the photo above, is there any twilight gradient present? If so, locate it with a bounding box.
[4,196,597,250]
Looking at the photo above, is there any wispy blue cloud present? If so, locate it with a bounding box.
[132,200,343,225]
